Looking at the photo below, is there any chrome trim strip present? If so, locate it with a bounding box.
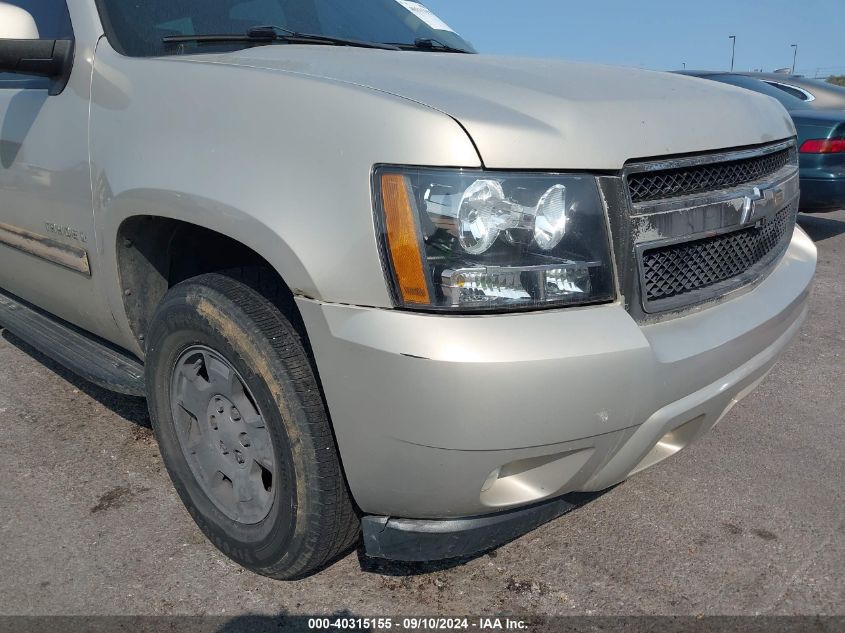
[624,138,796,176]
[630,167,799,244]
[0,222,91,276]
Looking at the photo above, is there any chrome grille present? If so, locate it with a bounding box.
[641,201,797,303]
[622,140,800,316]
[627,146,793,203]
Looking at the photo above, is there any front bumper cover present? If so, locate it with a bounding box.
[298,227,816,535]
[362,287,807,561]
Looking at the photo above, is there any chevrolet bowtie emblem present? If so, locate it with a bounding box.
[741,187,764,225]
[741,185,784,226]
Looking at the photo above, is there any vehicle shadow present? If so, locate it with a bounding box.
[0,329,150,429]
[797,212,845,242]
[354,490,610,577]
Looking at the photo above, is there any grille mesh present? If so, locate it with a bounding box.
[628,147,793,203]
[641,202,797,303]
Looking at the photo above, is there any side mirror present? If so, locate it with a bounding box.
[0,1,39,39]
[0,2,74,95]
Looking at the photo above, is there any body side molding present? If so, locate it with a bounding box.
[0,222,91,276]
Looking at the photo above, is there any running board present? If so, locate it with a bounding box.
[0,289,145,396]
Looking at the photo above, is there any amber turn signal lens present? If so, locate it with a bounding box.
[380,173,431,304]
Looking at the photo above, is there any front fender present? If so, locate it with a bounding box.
[89,38,480,351]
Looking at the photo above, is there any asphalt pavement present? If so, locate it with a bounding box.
[0,211,843,619]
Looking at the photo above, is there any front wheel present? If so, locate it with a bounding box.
[145,271,359,579]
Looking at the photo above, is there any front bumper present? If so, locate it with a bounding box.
[298,227,816,523]
[800,176,845,213]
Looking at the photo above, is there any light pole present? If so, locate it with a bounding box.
[791,44,798,74]
[682,62,686,69]
[729,35,736,71]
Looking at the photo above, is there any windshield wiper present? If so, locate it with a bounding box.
[387,38,472,54]
[163,26,400,51]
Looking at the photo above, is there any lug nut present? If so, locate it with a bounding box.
[231,407,241,422]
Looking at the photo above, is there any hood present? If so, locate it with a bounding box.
[177,47,797,170]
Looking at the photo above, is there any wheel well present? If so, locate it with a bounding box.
[116,216,298,349]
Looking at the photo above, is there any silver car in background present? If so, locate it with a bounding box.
[741,72,845,110]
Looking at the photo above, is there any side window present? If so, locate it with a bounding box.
[765,82,810,102]
[0,0,74,89]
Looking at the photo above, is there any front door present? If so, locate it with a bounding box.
[0,0,117,341]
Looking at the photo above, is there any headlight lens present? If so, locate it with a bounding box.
[533,184,568,251]
[457,179,509,254]
[374,166,615,311]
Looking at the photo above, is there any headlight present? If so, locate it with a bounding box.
[374,166,615,311]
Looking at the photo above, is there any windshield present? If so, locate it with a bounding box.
[707,74,813,111]
[95,0,475,57]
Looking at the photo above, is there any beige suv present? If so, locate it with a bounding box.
[0,0,815,579]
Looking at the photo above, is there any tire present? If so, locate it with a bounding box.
[145,271,359,579]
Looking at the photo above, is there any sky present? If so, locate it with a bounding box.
[422,0,844,78]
